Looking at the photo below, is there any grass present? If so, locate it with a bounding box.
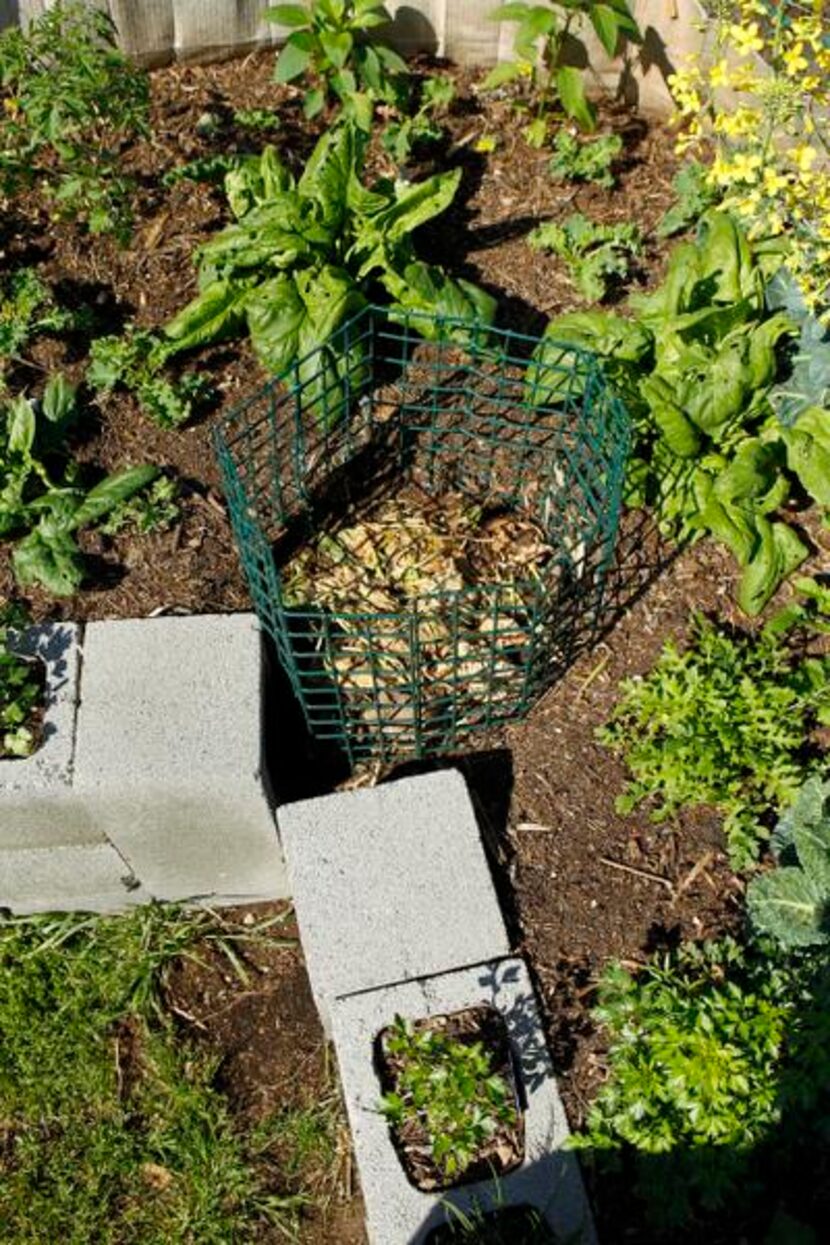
[0,905,343,1243]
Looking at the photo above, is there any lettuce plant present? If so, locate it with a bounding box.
[528,212,641,302]
[163,124,496,422]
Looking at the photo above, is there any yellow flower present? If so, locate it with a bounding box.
[763,167,790,195]
[731,151,763,181]
[709,58,731,89]
[791,144,818,173]
[782,42,809,76]
[729,22,764,56]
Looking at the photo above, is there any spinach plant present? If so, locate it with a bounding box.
[547,129,621,188]
[0,378,157,594]
[381,75,456,167]
[598,613,830,868]
[379,1014,517,1180]
[163,125,495,422]
[528,212,641,302]
[531,211,830,614]
[748,776,830,949]
[267,0,406,127]
[0,1,150,241]
[483,1,640,140]
[87,328,211,429]
[0,602,40,758]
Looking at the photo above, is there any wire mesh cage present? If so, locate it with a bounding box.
[214,306,630,767]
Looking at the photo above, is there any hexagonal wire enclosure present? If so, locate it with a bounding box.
[214,306,630,767]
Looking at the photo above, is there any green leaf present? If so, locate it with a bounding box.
[6,396,35,456]
[780,407,830,507]
[489,3,535,21]
[245,273,306,374]
[589,4,621,55]
[12,526,83,596]
[264,4,310,27]
[274,31,315,83]
[556,66,596,131]
[303,86,326,118]
[319,29,352,68]
[297,124,360,231]
[481,60,528,90]
[747,866,829,948]
[41,374,77,426]
[737,519,808,616]
[640,375,701,458]
[70,466,159,531]
[163,280,252,354]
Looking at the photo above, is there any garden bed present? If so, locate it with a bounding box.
[3,31,830,1245]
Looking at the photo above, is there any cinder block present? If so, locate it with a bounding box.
[332,957,595,1245]
[0,623,101,850]
[0,842,150,914]
[73,613,288,902]
[278,770,511,1030]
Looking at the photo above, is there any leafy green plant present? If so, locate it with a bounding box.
[163,125,495,422]
[598,613,830,868]
[0,1,150,241]
[0,602,40,758]
[657,159,720,239]
[234,107,281,133]
[765,575,830,639]
[381,75,456,167]
[98,475,181,537]
[379,1013,517,1180]
[531,211,830,614]
[747,776,830,948]
[571,938,795,1224]
[0,269,90,385]
[547,129,621,188]
[0,377,157,594]
[267,0,406,127]
[482,1,640,139]
[87,328,211,429]
[528,212,641,302]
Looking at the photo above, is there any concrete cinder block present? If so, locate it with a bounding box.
[73,613,289,903]
[0,842,150,914]
[332,957,595,1245]
[0,623,101,850]
[278,770,511,1030]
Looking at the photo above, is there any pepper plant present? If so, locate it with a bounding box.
[267,0,407,127]
[483,0,641,142]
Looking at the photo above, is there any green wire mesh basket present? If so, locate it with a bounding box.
[214,306,630,767]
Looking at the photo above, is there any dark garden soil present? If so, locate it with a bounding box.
[5,49,829,1244]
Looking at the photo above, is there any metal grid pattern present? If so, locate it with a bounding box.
[214,306,630,766]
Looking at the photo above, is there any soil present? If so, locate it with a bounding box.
[3,48,828,1245]
[376,1004,524,1192]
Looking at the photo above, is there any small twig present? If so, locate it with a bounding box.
[672,851,715,905]
[599,856,673,892]
[575,652,611,699]
[514,821,554,832]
